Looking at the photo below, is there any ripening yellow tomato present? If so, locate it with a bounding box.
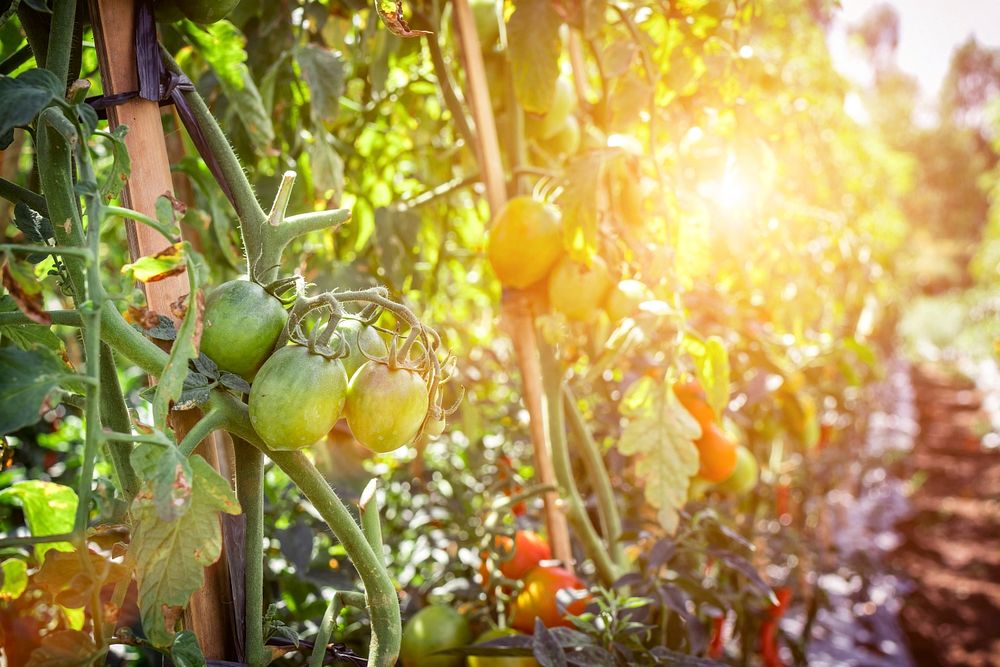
[487,197,564,289]
[547,255,613,321]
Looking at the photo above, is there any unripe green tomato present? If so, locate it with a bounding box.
[156,0,241,23]
[400,606,472,667]
[547,255,613,321]
[714,445,759,495]
[468,628,539,667]
[605,279,655,322]
[248,346,348,450]
[487,197,564,289]
[345,362,429,453]
[200,279,287,381]
[336,319,388,379]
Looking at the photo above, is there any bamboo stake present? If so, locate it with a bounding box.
[451,0,574,570]
[88,0,235,658]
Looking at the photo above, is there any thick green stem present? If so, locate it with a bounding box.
[16,3,49,69]
[0,178,48,214]
[266,451,400,667]
[100,306,169,377]
[0,310,82,326]
[176,408,225,457]
[358,479,385,564]
[235,440,267,667]
[563,386,626,570]
[45,0,77,88]
[537,336,620,585]
[99,344,140,502]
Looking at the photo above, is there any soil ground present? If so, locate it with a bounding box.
[891,363,1000,667]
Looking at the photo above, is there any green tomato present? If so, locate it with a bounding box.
[156,0,241,23]
[248,346,348,450]
[400,606,471,667]
[201,280,287,381]
[715,445,759,495]
[469,628,539,667]
[337,319,388,379]
[345,362,429,453]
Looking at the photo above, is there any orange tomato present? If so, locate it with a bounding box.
[510,566,589,632]
[673,379,716,431]
[695,424,739,482]
[487,197,563,289]
[547,255,613,321]
[497,531,552,580]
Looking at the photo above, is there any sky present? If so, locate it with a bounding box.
[828,0,1000,108]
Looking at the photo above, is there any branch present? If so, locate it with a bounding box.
[0,178,48,214]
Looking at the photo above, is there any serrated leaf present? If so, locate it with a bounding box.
[25,630,98,667]
[0,346,66,435]
[131,455,240,647]
[171,631,206,667]
[507,0,562,114]
[131,442,194,521]
[308,138,344,199]
[192,353,218,378]
[0,481,76,562]
[144,315,178,341]
[121,243,187,283]
[618,378,701,533]
[218,371,250,395]
[175,384,211,411]
[0,69,62,139]
[296,44,345,123]
[560,153,607,260]
[34,547,129,610]
[684,335,730,416]
[0,558,27,600]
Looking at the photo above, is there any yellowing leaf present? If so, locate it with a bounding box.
[0,481,77,562]
[683,335,730,416]
[120,244,186,283]
[0,558,27,600]
[25,630,97,667]
[618,377,701,533]
[507,0,562,114]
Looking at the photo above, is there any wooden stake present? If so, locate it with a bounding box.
[451,0,574,570]
[89,0,236,658]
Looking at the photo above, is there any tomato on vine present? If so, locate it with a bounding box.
[715,444,759,495]
[468,627,539,667]
[547,255,613,321]
[248,346,348,450]
[487,197,563,289]
[337,318,388,379]
[510,566,589,632]
[673,379,716,431]
[695,424,739,482]
[200,279,287,381]
[496,530,552,580]
[345,361,429,452]
[400,605,472,667]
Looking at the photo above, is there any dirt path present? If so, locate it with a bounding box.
[891,363,1000,667]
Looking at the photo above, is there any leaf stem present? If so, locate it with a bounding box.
[176,408,225,457]
[308,592,341,667]
[235,439,267,667]
[0,178,48,214]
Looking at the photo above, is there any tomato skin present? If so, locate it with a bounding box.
[547,256,613,321]
[488,197,563,289]
[510,566,589,632]
[400,606,471,667]
[468,628,540,667]
[606,279,655,322]
[496,531,551,580]
[336,319,387,379]
[200,280,287,381]
[248,346,348,451]
[345,362,429,453]
[696,424,739,482]
[673,380,716,432]
[715,445,759,495]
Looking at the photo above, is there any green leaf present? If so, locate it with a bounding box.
[0,480,77,562]
[618,377,701,533]
[152,284,201,429]
[0,558,27,600]
[507,0,562,114]
[130,442,194,521]
[0,346,66,435]
[308,137,344,200]
[130,455,240,647]
[13,202,54,263]
[171,631,206,667]
[560,153,607,260]
[296,44,345,124]
[25,630,98,667]
[0,295,62,351]
[99,125,131,200]
[0,68,62,139]
[684,335,730,417]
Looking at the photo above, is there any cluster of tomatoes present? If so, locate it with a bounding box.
[199,280,435,454]
[674,380,759,498]
[400,530,588,667]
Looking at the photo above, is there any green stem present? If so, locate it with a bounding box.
[0,178,48,214]
[104,205,180,243]
[99,343,140,502]
[176,408,225,457]
[99,305,169,377]
[563,386,626,569]
[16,3,49,69]
[537,336,620,585]
[358,479,385,564]
[0,243,95,259]
[235,440,267,667]
[45,0,77,89]
[0,532,76,548]
[265,451,400,667]
[308,592,341,667]
[0,310,82,326]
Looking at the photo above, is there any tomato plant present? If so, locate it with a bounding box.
[509,566,589,632]
[200,279,287,380]
[345,360,430,452]
[400,605,472,667]
[487,197,563,289]
[547,255,613,322]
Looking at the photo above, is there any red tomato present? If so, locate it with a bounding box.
[497,531,552,580]
[510,566,589,632]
